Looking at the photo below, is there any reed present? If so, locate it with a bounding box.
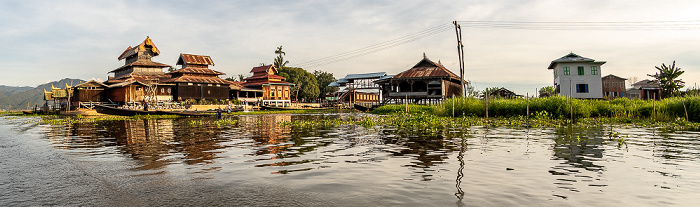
[372,95,700,122]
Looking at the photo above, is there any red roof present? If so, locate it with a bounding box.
[177,53,214,66]
[242,80,295,87]
[250,65,276,73]
[118,37,160,60]
[392,57,460,80]
[244,73,286,81]
[167,67,225,75]
[110,60,171,73]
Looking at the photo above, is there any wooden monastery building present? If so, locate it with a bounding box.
[242,65,294,106]
[375,54,463,104]
[161,53,234,101]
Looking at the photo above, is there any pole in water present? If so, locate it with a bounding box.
[452,94,455,118]
[569,79,573,123]
[526,92,529,124]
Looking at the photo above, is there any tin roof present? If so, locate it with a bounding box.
[167,67,225,75]
[74,80,108,88]
[342,72,387,80]
[161,76,233,85]
[118,37,160,60]
[547,52,606,69]
[107,81,148,88]
[177,53,214,66]
[602,74,627,80]
[392,57,460,80]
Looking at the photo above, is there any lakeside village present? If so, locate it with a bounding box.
[35,36,695,119]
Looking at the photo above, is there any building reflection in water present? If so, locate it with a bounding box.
[549,127,606,196]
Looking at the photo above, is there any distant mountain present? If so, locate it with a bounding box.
[0,78,86,110]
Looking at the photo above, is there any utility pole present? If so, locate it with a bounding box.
[453,21,466,96]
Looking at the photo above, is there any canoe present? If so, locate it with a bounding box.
[95,105,161,116]
[22,110,34,115]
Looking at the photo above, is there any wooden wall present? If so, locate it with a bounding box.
[74,89,103,102]
[174,83,229,100]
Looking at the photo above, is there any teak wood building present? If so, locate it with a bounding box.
[375,54,462,104]
[242,65,294,106]
[103,37,173,103]
[602,74,627,99]
[162,54,232,101]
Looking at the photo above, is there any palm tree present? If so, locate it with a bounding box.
[273,46,289,69]
[648,61,685,97]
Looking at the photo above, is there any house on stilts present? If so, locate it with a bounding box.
[375,54,463,104]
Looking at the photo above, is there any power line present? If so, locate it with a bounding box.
[296,23,452,68]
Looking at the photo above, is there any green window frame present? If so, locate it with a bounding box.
[578,66,585,75]
[563,67,570,76]
[591,66,598,75]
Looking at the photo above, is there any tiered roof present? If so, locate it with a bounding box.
[242,65,294,87]
[162,53,233,85]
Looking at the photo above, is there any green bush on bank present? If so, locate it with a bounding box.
[372,95,700,122]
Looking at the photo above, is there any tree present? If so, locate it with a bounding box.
[628,76,639,87]
[278,67,319,100]
[238,74,245,81]
[464,80,479,97]
[313,70,338,98]
[648,61,685,97]
[539,86,556,97]
[273,46,289,69]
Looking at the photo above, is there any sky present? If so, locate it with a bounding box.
[1,0,699,95]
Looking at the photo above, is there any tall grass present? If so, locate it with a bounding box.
[374,95,700,122]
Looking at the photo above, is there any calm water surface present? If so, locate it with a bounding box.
[1,114,699,206]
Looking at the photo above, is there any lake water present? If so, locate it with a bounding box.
[1,114,699,206]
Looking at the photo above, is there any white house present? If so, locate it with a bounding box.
[548,53,605,99]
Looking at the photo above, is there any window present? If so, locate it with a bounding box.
[554,69,558,76]
[604,81,609,87]
[576,84,589,93]
[188,83,193,86]
[578,66,585,75]
[563,67,570,76]
[591,66,598,75]
[161,88,165,93]
[167,88,171,93]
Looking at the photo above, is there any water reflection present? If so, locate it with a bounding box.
[31,114,700,206]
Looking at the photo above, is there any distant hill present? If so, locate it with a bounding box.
[0,78,86,110]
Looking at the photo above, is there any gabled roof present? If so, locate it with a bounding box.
[392,56,460,80]
[118,36,160,60]
[167,67,225,75]
[161,76,233,85]
[107,81,148,88]
[250,65,277,74]
[547,52,606,69]
[74,80,108,88]
[244,73,286,81]
[177,53,214,66]
[602,74,627,80]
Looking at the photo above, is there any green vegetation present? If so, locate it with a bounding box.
[278,67,320,100]
[314,70,338,98]
[648,61,685,97]
[228,108,350,115]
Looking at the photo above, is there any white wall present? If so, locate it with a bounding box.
[553,62,603,99]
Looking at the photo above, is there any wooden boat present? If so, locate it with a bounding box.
[96,105,212,117]
[22,110,34,115]
[353,104,381,112]
[95,105,161,116]
[260,105,325,111]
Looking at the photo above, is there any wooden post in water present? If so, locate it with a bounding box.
[452,94,455,118]
[405,94,408,113]
[569,80,573,123]
[683,98,689,121]
[652,94,656,120]
[485,91,489,120]
[526,93,529,123]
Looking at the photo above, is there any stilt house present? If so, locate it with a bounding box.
[375,54,462,104]
[242,65,294,106]
[162,54,233,101]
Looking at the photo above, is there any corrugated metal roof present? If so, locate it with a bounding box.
[161,76,233,85]
[118,37,160,60]
[168,67,225,75]
[602,74,627,80]
[547,52,606,69]
[107,81,148,88]
[177,53,215,66]
[328,82,340,87]
[342,72,387,80]
[392,58,459,80]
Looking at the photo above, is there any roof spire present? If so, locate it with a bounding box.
[423,52,427,59]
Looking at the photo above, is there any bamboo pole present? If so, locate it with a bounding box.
[485,91,489,120]
[526,93,529,123]
[683,98,689,121]
[452,94,455,118]
[652,93,656,120]
[570,80,573,123]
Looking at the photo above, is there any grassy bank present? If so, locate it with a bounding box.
[372,95,700,122]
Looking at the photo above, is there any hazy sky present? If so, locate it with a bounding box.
[1,0,699,95]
